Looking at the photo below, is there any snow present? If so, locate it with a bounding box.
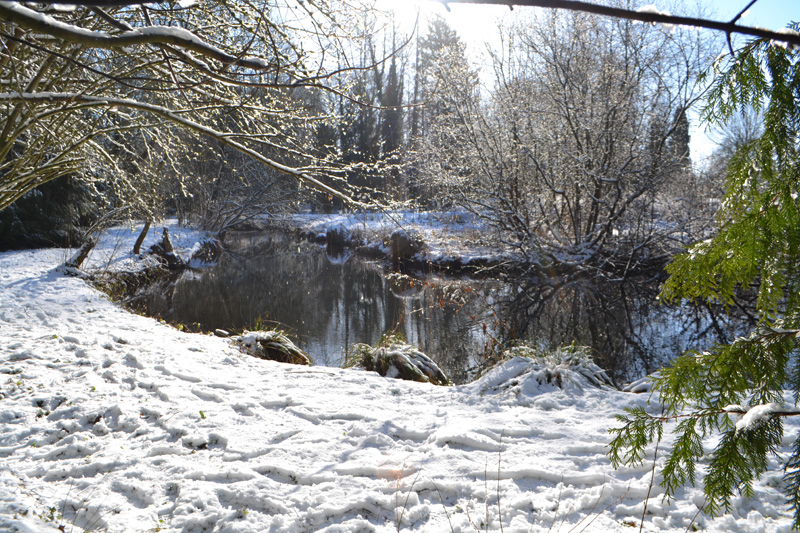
[735,403,786,432]
[289,210,518,265]
[636,5,671,17]
[0,2,120,42]
[1,222,798,532]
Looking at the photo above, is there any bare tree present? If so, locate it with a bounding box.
[0,0,385,215]
[424,7,714,275]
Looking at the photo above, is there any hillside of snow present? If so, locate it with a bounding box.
[0,223,796,532]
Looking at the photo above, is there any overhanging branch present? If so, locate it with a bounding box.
[0,1,277,71]
[6,0,797,47]
[0,92,360,207]
[436,0,800,48]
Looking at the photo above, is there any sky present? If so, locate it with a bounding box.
[375,0,798,36]
[373,0,798,165]
[714,0,797,31]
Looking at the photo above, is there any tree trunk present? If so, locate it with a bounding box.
[133,219,151,255]
[63,239,97,269]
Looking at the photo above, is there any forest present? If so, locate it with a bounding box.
[0,0,728,276]
[2,0,800,531]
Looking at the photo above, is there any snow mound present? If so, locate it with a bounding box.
[623,376,653,393]
[475,346,615,396]
[233,330,312,365]
[355,339,450,385]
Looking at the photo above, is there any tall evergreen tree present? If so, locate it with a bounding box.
[380,52,404,193]
[411,16,470,143]
[670,108,692,170]
[381,54,404,158]
[407,16,476,205]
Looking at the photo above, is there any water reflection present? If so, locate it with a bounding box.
[493,278,748,382]
[146,231,751,385]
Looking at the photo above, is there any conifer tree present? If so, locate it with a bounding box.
[609,32,800,526]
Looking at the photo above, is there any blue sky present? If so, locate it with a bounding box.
[376,1,798,51]
[709,0,797,31]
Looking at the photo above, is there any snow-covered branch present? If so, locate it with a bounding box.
[0,1,276,71]
[0,92,358,207]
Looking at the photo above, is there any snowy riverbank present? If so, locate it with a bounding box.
[0,224,796,532]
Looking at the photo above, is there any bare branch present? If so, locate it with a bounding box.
[436,0,800,48]
[0,91,360,207]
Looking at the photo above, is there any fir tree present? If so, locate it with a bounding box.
[609,32,800,527]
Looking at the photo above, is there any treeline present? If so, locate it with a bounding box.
[307,10,729,275]
[1,3,739,276]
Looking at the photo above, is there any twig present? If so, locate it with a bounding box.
[684,498,706,533]
[640,433,662,533]
[60,477,75,531]
[497,431,505,533]
[465,500,481,533]
[577,483,631,533]
[547,478,563,533]
[485,458,490,533]
[567,481,604,533]
[396,470,420,531]
[730,0,759,25]
[430,479,456,533]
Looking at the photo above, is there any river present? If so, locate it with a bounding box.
[139,230,749,385]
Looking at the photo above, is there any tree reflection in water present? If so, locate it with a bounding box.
[145,231,752,385]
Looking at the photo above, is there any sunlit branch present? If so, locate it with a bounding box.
[0,92,360,207]
[0,1,278,71]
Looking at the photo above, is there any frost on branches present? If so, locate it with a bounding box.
[0,0,388,217]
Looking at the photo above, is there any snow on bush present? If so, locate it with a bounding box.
[233,330,311,365]
[475,344,615,397]
[353,337,450,385]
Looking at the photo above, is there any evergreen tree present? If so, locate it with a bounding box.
[609,33,800,526]
[381,54,404,158]
[411,16,470,142]
[380,52,404,193]
[408,16,476,205]
[670,108,692,170]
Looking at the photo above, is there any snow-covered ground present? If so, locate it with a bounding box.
[288,210,517,265]
[0,223,797,532]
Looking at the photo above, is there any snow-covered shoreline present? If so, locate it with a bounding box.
[285,210,521,269]
[1,224,796,532]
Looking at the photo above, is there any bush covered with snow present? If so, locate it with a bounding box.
[352,336,450,385]
[233,330,312,365]
[476,344,615,396]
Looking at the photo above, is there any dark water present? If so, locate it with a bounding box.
[144,231,749,385]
